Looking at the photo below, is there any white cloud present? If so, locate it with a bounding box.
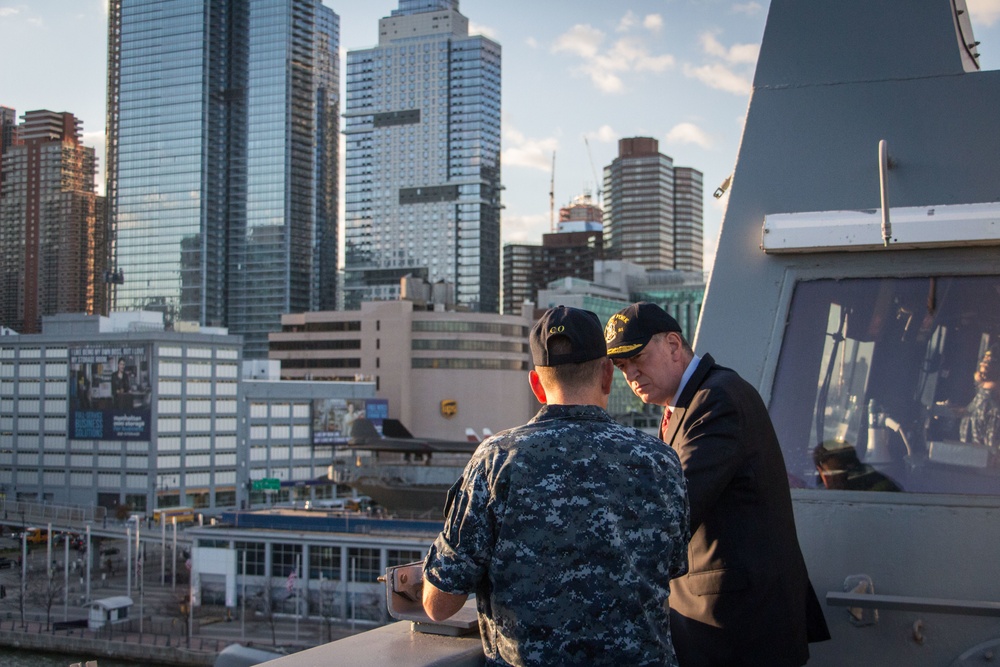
[525,36,538,49]
[502,127,558,172]
[582,67,626,94]
[683,62,752,95]
[967,0,1000,27]
[699,32,759,65]
[609,38,675,73]
[552,24,603,59]
[553,24,675,94]
[666,122,714,149]
[1,5,43,26]
[585,124,618,143]
[469,20,498,40]
[502,212,548,244]
[618,11,662,35]
[617,10,637,32]
[731,2,764,15]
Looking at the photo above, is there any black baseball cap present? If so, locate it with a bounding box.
[605,302,682,359]
[530,306,607,367]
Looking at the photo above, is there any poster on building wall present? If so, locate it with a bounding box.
[68,344,152,440]
[311,397,389,445]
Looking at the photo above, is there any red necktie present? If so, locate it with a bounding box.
[659,408,673,440]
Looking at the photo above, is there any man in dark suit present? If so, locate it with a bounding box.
[605,302,829,666]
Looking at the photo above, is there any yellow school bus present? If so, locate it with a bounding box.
[152,506,196,526]
[25,527,48,544]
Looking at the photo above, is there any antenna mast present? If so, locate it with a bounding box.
[549,151,556,233]
[584,137,601,207]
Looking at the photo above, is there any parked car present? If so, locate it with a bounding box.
[0,557,14,569]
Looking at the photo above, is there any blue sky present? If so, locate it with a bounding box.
[3,0,1000,271]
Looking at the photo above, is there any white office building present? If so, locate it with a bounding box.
[0,312,376,515]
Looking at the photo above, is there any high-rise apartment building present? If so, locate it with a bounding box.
[672,167,704,273]
[603,137,704,273]
[106,0,339,358]
[502,243,543,316]
[0,110,107,333]
[343,0,502,312]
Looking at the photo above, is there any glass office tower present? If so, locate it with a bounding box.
[343,0,501,312]
[106,0,338,357]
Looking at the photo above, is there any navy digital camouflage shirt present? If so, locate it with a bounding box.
[424,404,690,666]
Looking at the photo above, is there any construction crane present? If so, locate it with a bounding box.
[549,151,556,233]
[584,136,601,207]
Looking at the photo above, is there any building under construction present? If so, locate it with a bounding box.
[502,194,606,316]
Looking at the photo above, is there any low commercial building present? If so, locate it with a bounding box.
[188,509,439,624]
[240,371,376,509]
[269,298,536,441]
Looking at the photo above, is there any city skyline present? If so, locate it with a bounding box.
[4,0,1000,273]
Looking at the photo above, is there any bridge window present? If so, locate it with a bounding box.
[771,275,1000,496]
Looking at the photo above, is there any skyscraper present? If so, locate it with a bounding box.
[603,137,704,273]
[106,0,339,358]
[0,110,107,333]
[343,0,502,312]
[672,167,704,274]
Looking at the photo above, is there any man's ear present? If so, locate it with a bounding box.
[600,358,614,396]
[666,332,684,359]
[528,369,547,404]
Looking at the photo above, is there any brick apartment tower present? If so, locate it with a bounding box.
[603,137,703,273]
[0,110,107,333]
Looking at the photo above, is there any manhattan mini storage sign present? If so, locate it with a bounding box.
[68,344,152,441]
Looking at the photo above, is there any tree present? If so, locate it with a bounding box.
[253,574,281,647]
[317,576,340,643]
[40,560,65,630]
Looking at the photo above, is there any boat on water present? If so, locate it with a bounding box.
[698,0,1000,664]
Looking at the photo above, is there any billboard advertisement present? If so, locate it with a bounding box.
[312,397,389,445]
[68,344,153,440]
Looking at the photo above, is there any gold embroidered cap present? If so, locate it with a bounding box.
[605,302,682,359]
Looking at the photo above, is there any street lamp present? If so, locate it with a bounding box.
[19,515,26,629]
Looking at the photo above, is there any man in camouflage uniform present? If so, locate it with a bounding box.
[422,306,690,666]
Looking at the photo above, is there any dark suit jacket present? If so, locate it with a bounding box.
[662,354,830,667]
